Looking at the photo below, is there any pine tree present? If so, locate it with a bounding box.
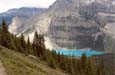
[81,53,87,69]
[48,56,56,69]
[1,19,8,33]
[27,36,31,46]
[96,66,101,75]
[19,34,27,54]
[0,19,16,50]
[32,31,45,57]
[86,58,95,75]
[8,34,17,50]
[0,19,9,46]
[99,60,105,75]
[27,36,33,54]
[14,36,23,52]
[80,53,87,74]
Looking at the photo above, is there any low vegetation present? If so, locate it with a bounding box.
[0,46,67,75]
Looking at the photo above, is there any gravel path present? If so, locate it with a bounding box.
[0,60,6,75]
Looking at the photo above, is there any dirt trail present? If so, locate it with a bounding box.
[0,60,6,75]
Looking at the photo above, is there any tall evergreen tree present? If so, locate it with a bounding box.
[33,31,45,57]
[96,66,101,75]
[27,36,33,54]
[14,35,20,51]
[80,53,87,74]
[0,19,16,50]
[19,34,27,54]
[27,36,31,46]
[0,19,8,46]
[81,53,87,69]
[1,19,8,33]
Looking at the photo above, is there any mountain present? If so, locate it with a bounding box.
[9,0,115,50]
[0,7,46,25]
[0,46,67,75]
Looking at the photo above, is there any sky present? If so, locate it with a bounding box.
[0,0,56,13]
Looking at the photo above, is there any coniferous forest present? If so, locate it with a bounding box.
[0,19,114,75]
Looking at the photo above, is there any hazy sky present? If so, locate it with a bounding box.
[0,0,56,13]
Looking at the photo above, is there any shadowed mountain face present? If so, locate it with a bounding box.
[9,0,115,50]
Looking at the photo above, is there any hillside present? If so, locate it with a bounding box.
[0,46,67,75]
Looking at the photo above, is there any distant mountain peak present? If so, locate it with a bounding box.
[0,7,47,25]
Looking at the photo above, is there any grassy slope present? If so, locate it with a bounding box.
[0,46,67,75]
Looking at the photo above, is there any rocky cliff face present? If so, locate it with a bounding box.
[9,16,38,36]
[9,0,115,50]
[48,16,104,49]
[47,0,107,50]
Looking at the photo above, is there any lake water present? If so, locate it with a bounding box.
[55,49,104,57]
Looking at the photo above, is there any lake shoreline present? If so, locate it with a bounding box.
[55,49,105,57]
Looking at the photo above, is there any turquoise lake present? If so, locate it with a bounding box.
[55,49,104,57]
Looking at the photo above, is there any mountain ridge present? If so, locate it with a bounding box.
[9,0,115,50]
[0,7,46,25]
